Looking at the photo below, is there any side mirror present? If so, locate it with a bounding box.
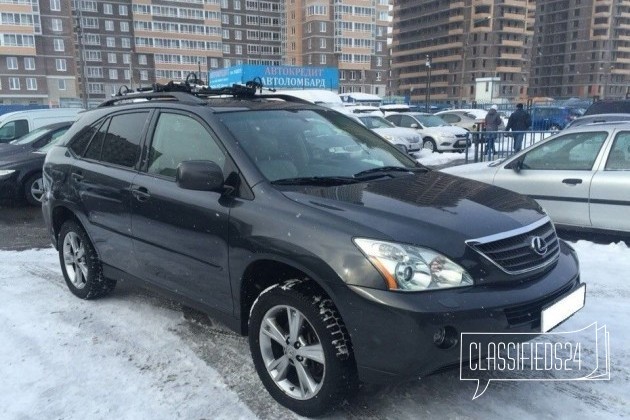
[176,160,224,192]
[410,123,419,128]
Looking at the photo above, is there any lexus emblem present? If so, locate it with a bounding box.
[530,236,548,256]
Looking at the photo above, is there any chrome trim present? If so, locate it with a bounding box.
[465,217,560,275]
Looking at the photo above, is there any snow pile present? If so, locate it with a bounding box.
[415,149,472,166]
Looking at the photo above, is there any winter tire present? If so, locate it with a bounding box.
[423,138,437,153]
[249,280,357,417]
[58,220,116,299]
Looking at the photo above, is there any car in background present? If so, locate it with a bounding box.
[583,99,630,116]
[0,108,81,143]
[379,104,410,116]
[0,123,71,205]
[434,110,484,131]
[564,113,630,130]
[344,105,383,116]
[442,122,630,234]
[385,112,470,152]
[530,106,583,131]
[357,115,422,154]
[0,122,72,158]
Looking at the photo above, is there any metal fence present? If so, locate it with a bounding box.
[465,129,557,163]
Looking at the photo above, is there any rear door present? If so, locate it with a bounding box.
[590,130,630,232]
[130,110,233,313]
[68,111,151,273]
[494,130,609,227]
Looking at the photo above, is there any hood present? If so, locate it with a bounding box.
[371,127,421,142]
[0,144,31,158]
[0,149,43,168]
[421,125,468,137]
[280,171,546,254]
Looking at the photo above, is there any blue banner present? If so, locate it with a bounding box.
[209,65,339,90]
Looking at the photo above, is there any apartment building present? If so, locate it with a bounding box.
[391,0,534,105]
[0,0,77,106]
[529,0,630,99]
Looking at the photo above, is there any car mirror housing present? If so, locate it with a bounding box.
[410,123,418,129]
[176,160,224,192]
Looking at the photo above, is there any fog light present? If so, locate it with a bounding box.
[433,326,458,349]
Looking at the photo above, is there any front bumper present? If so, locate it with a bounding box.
[332,240,582,383]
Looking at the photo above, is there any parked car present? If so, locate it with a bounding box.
[0,123,71,205]
[379,104,411,116]
[564,113,630,130]
[442,122,630,234]
[583,99,630,116]
[434,110,484,131]
[530,106,583,131]
[385,112,470,152]
[42,81,584,416]
[0,108,82,143]
[357,115,422,154]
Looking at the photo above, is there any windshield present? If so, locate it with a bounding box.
[37,130,69,153]
[416,115,448,127]
[9,126,51,145]
[219,109,418,182]
[359,116,395,129]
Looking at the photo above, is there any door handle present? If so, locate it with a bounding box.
[562,178,582,185]
[131,185,151,202]
[71,172,83,182]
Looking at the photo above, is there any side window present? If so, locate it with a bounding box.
[100,112,149,167]
[441,114,459,123]
[84,119,110,160]
[522,132,608,170]
[147,113,226,178]
[0,119,29,141]
[69,123,100,156]
[386,115,400,126]
[605,132,630,171]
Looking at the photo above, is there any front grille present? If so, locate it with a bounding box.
[466,218,560,275]
[504,279,577,328]
[455,134,469,138]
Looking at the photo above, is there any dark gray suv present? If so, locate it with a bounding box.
[42,80,584,416]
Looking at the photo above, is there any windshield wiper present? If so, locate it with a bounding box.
[353,166,428,180]
[271,176,360,186]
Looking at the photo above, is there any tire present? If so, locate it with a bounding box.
[249,280,357,417]
[423,138,437,153]
[58,220,116,299]
[24,173,44,206]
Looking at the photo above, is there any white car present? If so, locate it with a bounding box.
[357,115,422,154]
[384,112,470,152]
[441,122,630,234]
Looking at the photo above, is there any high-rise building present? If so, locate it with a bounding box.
[1,0,77,106]
[529,0,630,100]
[391,0,534,105]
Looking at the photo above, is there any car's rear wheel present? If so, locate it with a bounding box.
[423,138,437,152]
[58,220,116,299]
[249,280,357,417]
[24,173,44,206]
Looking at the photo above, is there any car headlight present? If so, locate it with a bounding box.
[382,134,404,143]
[0,169,16,178]
[354,238,474,291]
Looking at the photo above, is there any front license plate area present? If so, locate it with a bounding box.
[541,284,586,333]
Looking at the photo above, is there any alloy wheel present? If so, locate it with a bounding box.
[62,231,88,289]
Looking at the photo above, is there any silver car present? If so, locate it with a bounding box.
[442,122,630,234]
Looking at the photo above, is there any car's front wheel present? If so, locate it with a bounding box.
[423,137,437,152]
[24,173,44,206]
[249,280,357,417]
[58,220,116,299]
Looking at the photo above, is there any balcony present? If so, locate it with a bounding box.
[500,53,523,60]
[501,39,522,47]
[496,66,522,73]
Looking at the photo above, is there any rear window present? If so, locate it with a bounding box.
[584,100,630,116]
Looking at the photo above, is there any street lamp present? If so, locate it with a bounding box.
[425,54,432,113]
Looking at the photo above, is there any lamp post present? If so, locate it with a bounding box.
[425,54,432,113]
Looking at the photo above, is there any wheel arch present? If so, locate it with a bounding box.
[239,257,338,336]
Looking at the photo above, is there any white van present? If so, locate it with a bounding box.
[0,108,83,143]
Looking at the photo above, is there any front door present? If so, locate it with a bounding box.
[495,130,609,228]
[130,110,233,313]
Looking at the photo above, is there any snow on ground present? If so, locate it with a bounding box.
[415,148,472,166]
[0,240,628,419]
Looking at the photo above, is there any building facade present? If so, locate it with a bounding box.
[391,0,534,105]
[1,0,77,106]
[529,0,630,100]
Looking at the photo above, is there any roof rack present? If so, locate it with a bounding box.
[98,73,273,108]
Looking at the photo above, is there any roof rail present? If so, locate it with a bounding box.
[98,73,270,108]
